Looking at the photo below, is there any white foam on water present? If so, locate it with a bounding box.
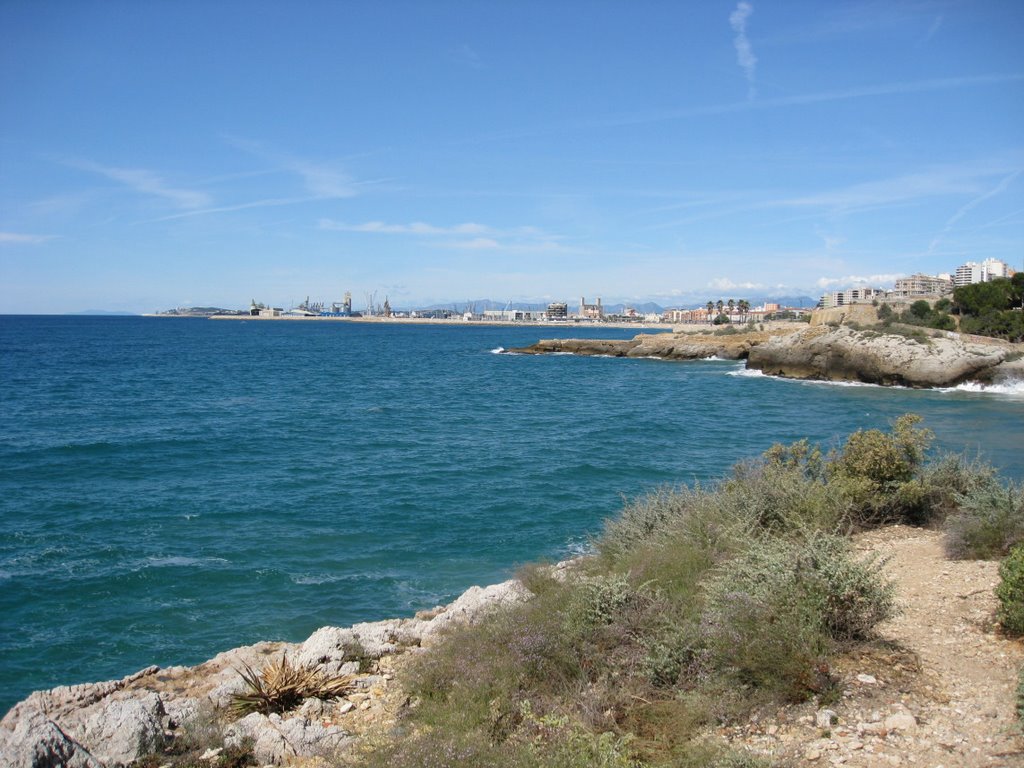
[939,379,1024,397]
[290,573,344,585]
[142,556,230,569]
[490,347,505,354]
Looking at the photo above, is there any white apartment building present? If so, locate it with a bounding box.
[953,258,1014,287]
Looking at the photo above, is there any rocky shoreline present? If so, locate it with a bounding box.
[507,324,1024,389]
[4,527,1021,767]
[0,580,530,767]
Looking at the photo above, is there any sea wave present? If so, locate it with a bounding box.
[140,556,230,569]
[939,380,1024,397]
[490,347,505,354]
[289,573,345,585]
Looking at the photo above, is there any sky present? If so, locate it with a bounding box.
[1,0,1022,313]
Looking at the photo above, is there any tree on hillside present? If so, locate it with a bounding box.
[909,300,932,320]
[953,278,1016,316]
[1013,273,1024,308]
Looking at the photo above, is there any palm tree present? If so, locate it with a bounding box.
[706,301,714,323]
[727,298,736,316]
[738,299,750,321]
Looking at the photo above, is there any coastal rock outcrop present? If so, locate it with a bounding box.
[0,577,531,768]
[746,325,1011,388]
[507,328,790,361]
[509,323,1024,389]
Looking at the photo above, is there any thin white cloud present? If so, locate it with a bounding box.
[319,219,489,235]
[450,43,484,69]
[709,277,765,291]
[0,231,56,244]
[816,274,903,289]
[929,169,1022,251]
[478,73,1024,142]
[446,237,500,250]
[774,167,987,213]
[225,137,357,199]
[289,161,357,198]
[74,160,211,209]
[921,15,944,45]
[151,196,325,222]
[729,2,757,99]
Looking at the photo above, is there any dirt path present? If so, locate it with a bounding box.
[724,525,1024,766]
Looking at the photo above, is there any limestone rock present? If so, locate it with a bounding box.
[295,619,426,674]
[74,694,165,767]
[747,325,1008,387]
[223,712,351,765]
[421,579,530,643]
[884,711,918,732]
[0,709,101,768]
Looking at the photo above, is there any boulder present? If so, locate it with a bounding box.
[223,712,351,765]
[0,709,101,768]
[73,694,165,767]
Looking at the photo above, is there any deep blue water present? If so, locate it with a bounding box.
[2,315,1023,714]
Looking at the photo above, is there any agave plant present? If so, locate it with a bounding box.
[230,654,355,716]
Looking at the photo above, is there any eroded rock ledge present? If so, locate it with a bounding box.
[507,328,792,361]
[508,326,1024,389]
[0,580,529,767]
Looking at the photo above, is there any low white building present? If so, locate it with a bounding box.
[819,287,885,308]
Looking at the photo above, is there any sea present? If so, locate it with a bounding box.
[2,315,1023,715]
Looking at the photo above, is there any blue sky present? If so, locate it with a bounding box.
[1,0,1022,313]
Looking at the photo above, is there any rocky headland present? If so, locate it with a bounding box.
[507,322,1024,389]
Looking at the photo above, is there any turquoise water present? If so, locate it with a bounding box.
[2,316,1023,714]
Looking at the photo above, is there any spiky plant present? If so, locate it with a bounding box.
[229,654,355,716]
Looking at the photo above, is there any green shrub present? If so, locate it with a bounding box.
[919,452,997,523]
[945,480,1024,559]
[827,414,935,528]
[719,458,839,534]
[700,534,894,700]
[997,545,1024,636]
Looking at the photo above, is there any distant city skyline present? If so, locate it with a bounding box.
[1,1,1022,314]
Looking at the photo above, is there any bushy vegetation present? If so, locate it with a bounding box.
[944,479,1024,560]
[952,275,1024,342]
[355,415,1010,768]
[997,545,1024,636]
[877,299,957,332]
